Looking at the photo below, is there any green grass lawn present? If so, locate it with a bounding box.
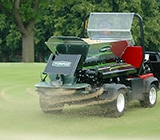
[0,63,160,140]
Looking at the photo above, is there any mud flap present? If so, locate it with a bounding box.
[99,83,128,100]
[143,76,159,93]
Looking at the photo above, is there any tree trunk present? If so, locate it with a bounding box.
[22,31,34,62]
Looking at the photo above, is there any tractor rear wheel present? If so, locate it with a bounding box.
[101,89,127,118]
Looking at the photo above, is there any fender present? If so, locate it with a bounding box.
[143,76,159,93]
[99,83,128,100]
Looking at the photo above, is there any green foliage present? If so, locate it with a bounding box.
[141,0,160,50]
[6,24,21,48]
[19,3,35,23]
[0,0,160,61]
[50,0,111,37]
[0,14,7,31]
[0,13,10,61]
[34,2,55,61]
[0,14,21,61]
[0,0,13,14]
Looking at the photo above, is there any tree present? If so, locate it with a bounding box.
[0,13,10,61]
[109,0,160,51]
[34,2,55,62]
[141,0,160,51]
[0,0,38,62]
[0,11,22,62]
[0,0,160,62]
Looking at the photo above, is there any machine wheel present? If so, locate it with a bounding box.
[39,94,64,113]
[102,89,126,118]
[140,84,157,108]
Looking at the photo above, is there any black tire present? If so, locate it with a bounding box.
[39,94,64,113]
[101,89,127,118]
[140,84,157,108]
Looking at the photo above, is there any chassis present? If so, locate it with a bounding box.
[35,13,159,117]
